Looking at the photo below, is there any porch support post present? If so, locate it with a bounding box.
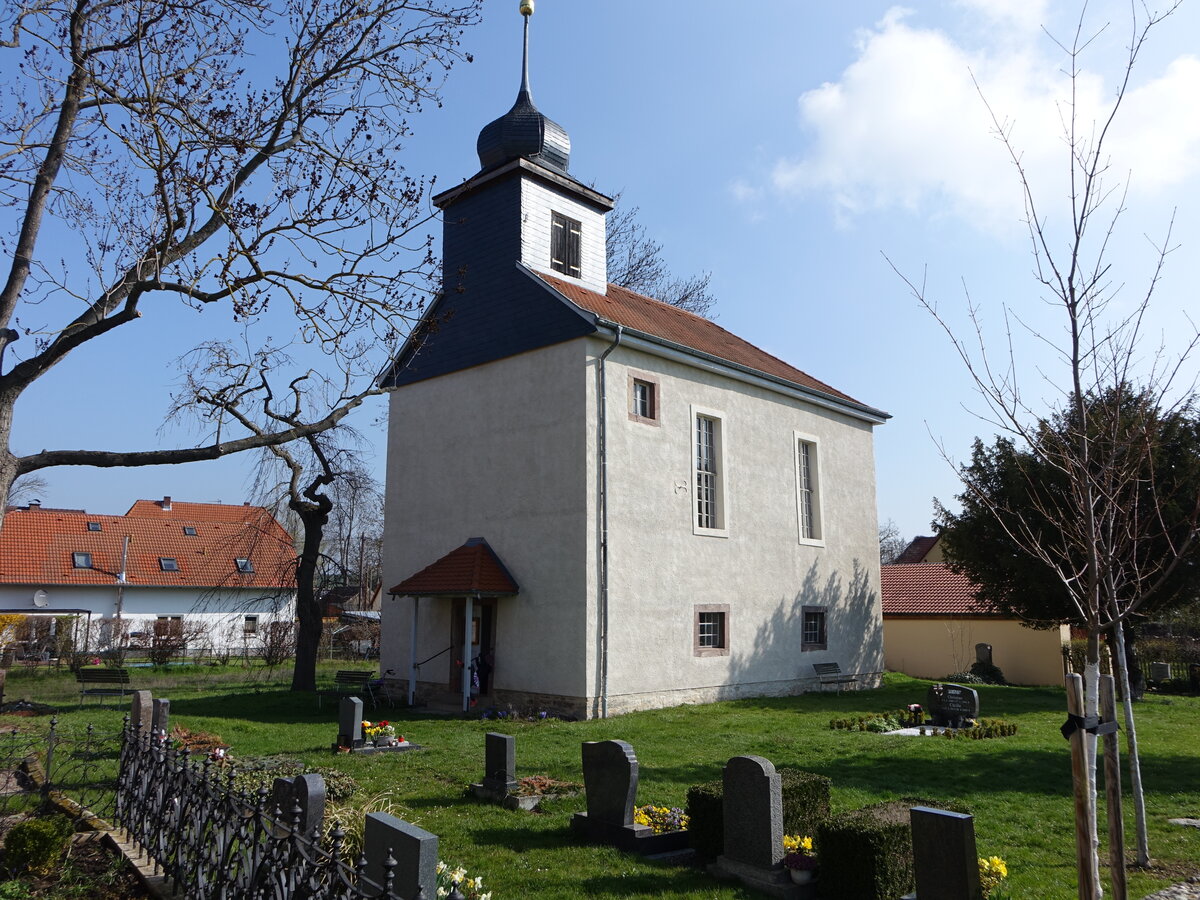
[408,596,420,707]
[462,594,474,712]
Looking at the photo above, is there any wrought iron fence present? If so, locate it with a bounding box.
[115,726,416,900]
[0,717,122,823]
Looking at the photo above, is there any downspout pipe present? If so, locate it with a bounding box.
[596,322,622,719]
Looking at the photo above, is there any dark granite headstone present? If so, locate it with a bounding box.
[975,643,992,666]
[484,732,517,793]
[907,807,982,900]
[721,755,783,869]
[0,669,6,706]
[1149,661,1172,682]
[581,739,638,826]
[271,773,326,837]
[151,698,170,737]
[338,696,364,748]
[363,812,437,900]
[926,683,979,728]
[571,740,664,851]
[130,690,153,736]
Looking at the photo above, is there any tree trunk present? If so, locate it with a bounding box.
[1111,617,1151,867]
[290,506,328,692]
[1121,620,1145,701]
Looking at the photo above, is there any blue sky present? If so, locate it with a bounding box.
[14,0,1200,544]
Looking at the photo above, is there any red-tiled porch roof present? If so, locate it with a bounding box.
[389,538,518,597]
[881,563,995,617]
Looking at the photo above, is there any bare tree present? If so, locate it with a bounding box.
[5,473,49,508]
[878,519,907,565]
[891,3,1196,892]
[606,197,716,317]
[0,0,481,513]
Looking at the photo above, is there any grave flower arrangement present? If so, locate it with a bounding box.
[362,720,398,743]
[978,855,1010,899]
[906,703,924,725]
[782,834,818,872]
[436,860,492,900]
[633,805,689,834]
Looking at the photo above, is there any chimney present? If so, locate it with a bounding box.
[28,499,41,509]
[162,496,172,511]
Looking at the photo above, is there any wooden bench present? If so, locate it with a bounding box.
[813,662,860,691]
[77,668,132,704]
[318,670,376,708]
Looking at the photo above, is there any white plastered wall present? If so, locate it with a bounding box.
[884,617,1069,685]
[590,337,885,713]
[381,340,592,701]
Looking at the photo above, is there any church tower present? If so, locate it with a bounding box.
[385,1,613,388]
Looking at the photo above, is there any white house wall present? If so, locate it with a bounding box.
[0,584,293,651]
[594,337,885,714]
[382,340,591,702]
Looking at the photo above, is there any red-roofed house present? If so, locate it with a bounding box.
[881,537,1068,685]
[380,19,890,717]
[0,497,296,655]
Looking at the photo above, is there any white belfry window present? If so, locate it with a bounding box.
[795,435,823,543]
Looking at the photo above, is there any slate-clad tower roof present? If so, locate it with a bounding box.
[476,3,570,174]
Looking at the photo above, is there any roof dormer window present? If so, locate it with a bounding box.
[551,212,581,278]
[159,557,179,572]
[182,526,197,536]
[72,551,92,569]
[87,522,102,532]
[235,558,254,574]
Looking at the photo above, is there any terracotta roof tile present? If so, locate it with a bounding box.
[535,273,866,407]
[0,500,295,589]
[881,563,995,616]
[389,538,518,597]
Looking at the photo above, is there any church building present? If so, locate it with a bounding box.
[379,4,889,718]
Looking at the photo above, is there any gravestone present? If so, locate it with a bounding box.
[0,669,6,706]
[571,740,654,849]
[470,732,517,802]
[151,698,170,737]
[363,812,437,900]
[975,643,992,666]
[337,696,364,749]
[130,691,153,736]
[271,773,326,837]
[712,756,798,898]
[926,683,979,728]
[1149,661,1172,682]
[902,807,982,900]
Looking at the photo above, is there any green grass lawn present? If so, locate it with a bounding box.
[4,665,1199,899]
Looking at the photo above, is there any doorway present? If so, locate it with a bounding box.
[449,598,495,696]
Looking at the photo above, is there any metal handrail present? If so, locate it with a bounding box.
[413,644,454,669]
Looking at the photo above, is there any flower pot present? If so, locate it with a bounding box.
[790,869,816,884]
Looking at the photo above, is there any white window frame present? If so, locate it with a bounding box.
[693,603,730,657]
[692,405,728,537]
[794,432,824,546]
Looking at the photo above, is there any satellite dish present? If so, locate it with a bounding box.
[32,589,48,608]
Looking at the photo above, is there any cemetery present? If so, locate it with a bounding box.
[0,666,1198,898]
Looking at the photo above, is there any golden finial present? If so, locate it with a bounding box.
[520,0,534,16]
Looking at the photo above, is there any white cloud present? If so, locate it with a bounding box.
[758,6,1200,234]
[954,0,1048,34]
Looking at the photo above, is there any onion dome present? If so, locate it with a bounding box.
[476,3,571,174]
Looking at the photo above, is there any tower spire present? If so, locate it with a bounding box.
[476,0,571,174]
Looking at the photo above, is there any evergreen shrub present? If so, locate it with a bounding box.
[817,801,914,900]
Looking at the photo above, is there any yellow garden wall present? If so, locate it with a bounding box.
[884,617,1069,686]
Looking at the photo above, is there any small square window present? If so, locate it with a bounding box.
[243,615,259,635]
[182,526,197,537]
[72,551,93,569]
[87,522,102,532]
[628,375,659,425]
[159,557,179,572]
[550,212,582,278]
[693,604,730,657]
[235,558,255,574]
[802,606,827,651]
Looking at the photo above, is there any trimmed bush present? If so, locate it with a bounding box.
[2,816,71,876]
[686,768,831,860]
[685,780,723,859]
[969,660,1008,685]
[817,801,913,900]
